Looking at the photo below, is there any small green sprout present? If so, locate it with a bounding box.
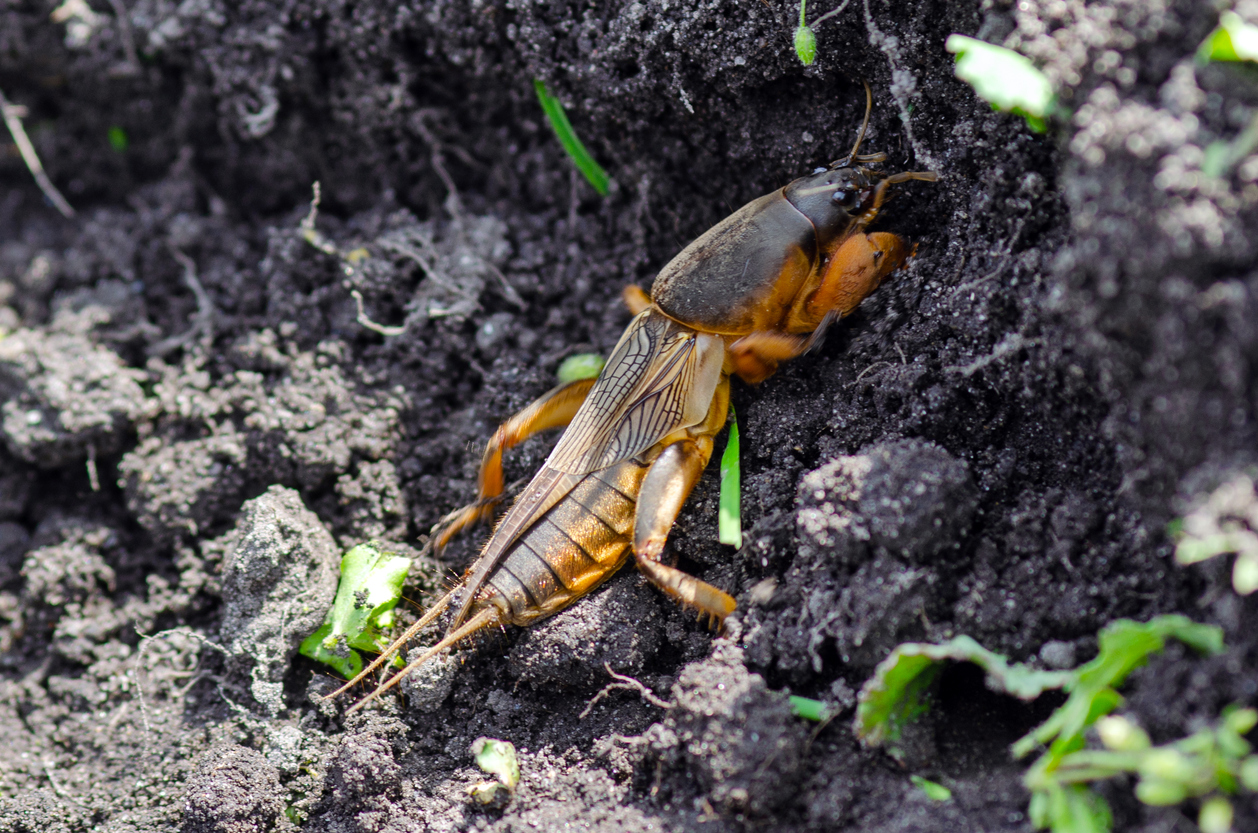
[299,541,411,679]
[468,737,520,804]
[945,34,1055,133]
[855,617,1227,833]
[1199,796,1235,833]
[793,0,851,66]
[1028,708,1257,833]
[718,407,742,548]
[107,126,128,152]
[556,352,605,384]
[793,24,817,66]
[1026,784,1112,833]
[1198,11,1258,63]
[534,80,609,196]
[1174,474,1258,594]
[910,775,952,802]
[788,695,832,722]
[1013,616,1223,763]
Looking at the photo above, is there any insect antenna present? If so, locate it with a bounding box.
[347,606,500,714]
[833,80,874,168]
[322,590,453,701]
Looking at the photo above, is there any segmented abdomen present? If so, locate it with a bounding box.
[484,458,649,626]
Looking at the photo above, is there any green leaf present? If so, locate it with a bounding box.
[1222,705,1257,737]
[945,34,1055,132]
[299,541,411,677]
[471,737,520,789]
[1013,616,1224,762]
[1198,12,1258,63]
[1240,755,1258,791]
[557,353,605,384]
[1199,797,1234,833]
[299,622,356,678]
[718,408,742,548]
[534,80,610,196]
[856,635,1073,750]
[794,25,818,66]
[789,695,831,722]
[1175,532,1238,566]
[1042,784,1113,833]
[855,648,943,750]
[1234,550,1258,595]
[909,775,952,802]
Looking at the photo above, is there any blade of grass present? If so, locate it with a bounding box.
[534,80,609,196]
[789,695,831,722]
[718,408,742,548]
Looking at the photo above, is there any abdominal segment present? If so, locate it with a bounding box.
[483,458,649,627]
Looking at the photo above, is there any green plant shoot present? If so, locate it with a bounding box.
[793,0,852,65]
[856,617,1228,833]
[1028,708,1257,833]
[557,352,605,384]
[299,541,411,679]
[468,737,520,804]
[534,80,610,196]
[945,34,1055,132]
[1174,474,1258,593]
[794,0,818,68]
[719,407,742,548]
[1198,11,1258,63]
[789,695,831,722]
[910,775,953,802]
[1013,616,1223,763]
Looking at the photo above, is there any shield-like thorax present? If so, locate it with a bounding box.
[650,191,819,335]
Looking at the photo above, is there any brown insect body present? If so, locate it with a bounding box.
[331,89,936,710]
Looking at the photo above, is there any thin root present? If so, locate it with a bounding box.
[579,662,674,719]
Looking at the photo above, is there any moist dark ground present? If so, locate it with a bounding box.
[1,0,1256,831]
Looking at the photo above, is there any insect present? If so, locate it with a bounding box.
[331,85,936,710]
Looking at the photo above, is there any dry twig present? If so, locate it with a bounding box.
[0,88,75,218]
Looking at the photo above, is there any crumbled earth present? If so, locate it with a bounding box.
[1,0,1256,831]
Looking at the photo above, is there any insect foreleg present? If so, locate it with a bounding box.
[803,231,909,323]
[434,377,597,551]
[728,331,812,384]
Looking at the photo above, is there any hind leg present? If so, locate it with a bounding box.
[631,379,736,623]
[433,377,597,551]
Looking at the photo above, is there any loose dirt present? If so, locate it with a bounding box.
[1,1,1255,831]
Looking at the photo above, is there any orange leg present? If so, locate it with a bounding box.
[631,378,736,623]
[728,331,811,384]
[804,231,909,322]
[433,377,597,551]
[633,436,736,623]
[729,231,913,385]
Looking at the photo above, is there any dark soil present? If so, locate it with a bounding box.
[1,0,1256,831]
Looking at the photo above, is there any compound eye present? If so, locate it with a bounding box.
[830,189,858,210]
